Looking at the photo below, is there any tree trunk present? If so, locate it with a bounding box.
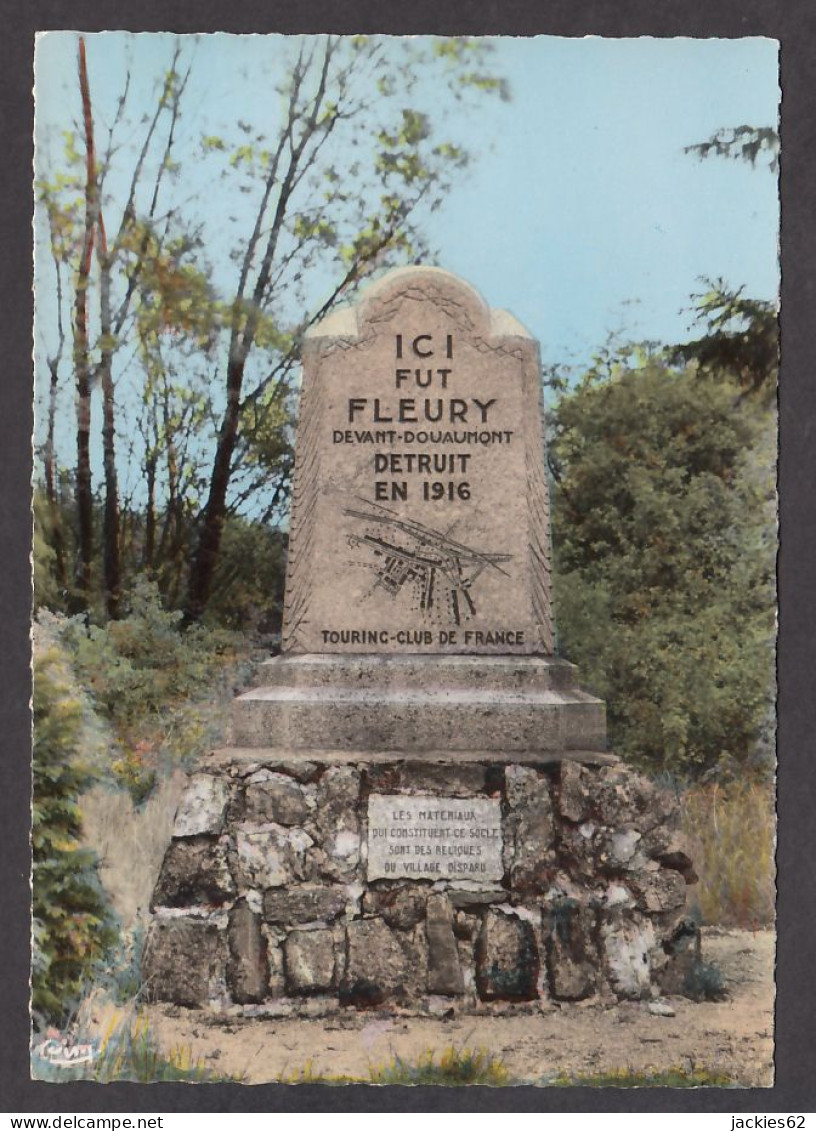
[185,353,244,621]
[44,357,67,591]
[72,37,98,608]
[98,240,121,618]
[144,452,157,569]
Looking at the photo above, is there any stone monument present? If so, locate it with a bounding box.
[143,267,700,1014]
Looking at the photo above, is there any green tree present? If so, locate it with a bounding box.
[184,35,508,620]
[670,279,777,401]
[32,647,116,1025]
[36,35,507,625]
[550,357,775,780]
[37,37,194,619]
[685,125,779,172]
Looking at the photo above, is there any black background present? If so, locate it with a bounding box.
[3,0,813,1114]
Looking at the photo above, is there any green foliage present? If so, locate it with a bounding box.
[550,359,775,779]
[671,280,778,400]
[33,492,62,610]
[685,125,778,172]
[204,518,287,634]
[32,648,117,1026]
[55,579,246,795]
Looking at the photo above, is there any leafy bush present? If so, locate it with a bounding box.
[32,648,117,1026]
[681,780,775,926]
[550,361,775,779]
[52,579,255,798]
[59,579,236,728]
[204,517,287,635]
[682,958,728,1002]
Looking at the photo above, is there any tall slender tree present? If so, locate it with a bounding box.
[184,36,507,620]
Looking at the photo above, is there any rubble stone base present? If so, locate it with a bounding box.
[142,752,700,1015]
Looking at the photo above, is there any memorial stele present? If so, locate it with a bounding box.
[144,268,699,1013]
[282,265,554,655]
[233,266,606,759]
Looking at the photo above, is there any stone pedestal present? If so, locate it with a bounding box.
[142,653,699,1015]
[233,653,607,756]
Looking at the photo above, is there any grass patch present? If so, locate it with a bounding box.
[552,1064,734,1088]
[93,1013,242,1083]
[278,1060,360,1086]
[279,1046,511,1086]
[680,779,775,927]
[371,1046,510,1086]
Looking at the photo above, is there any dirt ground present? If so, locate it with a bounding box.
[143,928,774,1087]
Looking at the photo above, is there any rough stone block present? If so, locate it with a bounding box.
[655,917,703,997]
[398,924,431,999]
[557,761,592,823]
[426,894,464,996]
[264,761,320,783]
[234,824,313,889]
[172,774,230,837]
[646,833,699,882]
[142,918,222,1007]
[242,774,311,825]
[475,909,539,1001]
[594,766,677,831]
[227,901,268,1004]
[151,836,235,909]
[629,867,688,914]
[341,919,408,1006]
[505,764,555,892]
[597,826,645,872]
[362,887,426,930]
[262,931,286,997]
[263,886,349,926]
[447,887,507,910]
[600,910,656,999]
[557,823,599,880]
[243,774,312,826]
[315,766,361,879]
[366,762,488,796]
[544,899,597,1000]
[453,910,480,940]
[284,928,336,994]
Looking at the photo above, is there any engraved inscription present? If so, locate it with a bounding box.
[281,267,555,654]
[367,793,503,881]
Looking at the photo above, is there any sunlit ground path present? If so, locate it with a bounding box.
[136,928,773,1087]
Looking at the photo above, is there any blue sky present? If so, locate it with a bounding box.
[33,32,779,488]
[425,35,779,369]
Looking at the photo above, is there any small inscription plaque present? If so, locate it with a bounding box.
[367,793,503,881]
